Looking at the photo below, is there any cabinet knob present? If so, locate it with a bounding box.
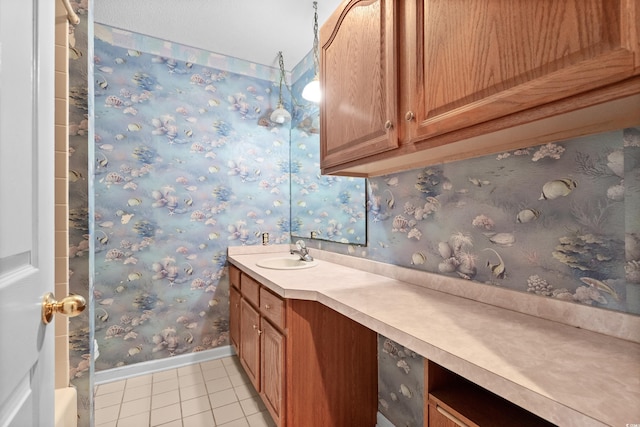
[252,324,257,329]
[384,120,393,130]
[405,111,415,121]
[265,304,271,310]
[257,329,263,336]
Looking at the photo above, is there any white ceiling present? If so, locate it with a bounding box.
[93,0,344,71]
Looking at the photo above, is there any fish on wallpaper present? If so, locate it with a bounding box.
[368,132,640,314]
[539,178,577,200]
[483,248,507,280]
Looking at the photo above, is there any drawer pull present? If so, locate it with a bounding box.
[384,120,393,130]
[265,304,271,310]
[405,111,415,121]
[436,405,469,427]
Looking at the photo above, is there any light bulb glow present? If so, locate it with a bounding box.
[302,78,321,103]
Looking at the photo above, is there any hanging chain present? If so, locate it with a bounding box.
[312,1,319,75]
[277,51,286,106]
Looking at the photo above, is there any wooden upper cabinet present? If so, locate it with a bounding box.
[320,0,398,170]
[320,0,640,176]
[408,0,640,142]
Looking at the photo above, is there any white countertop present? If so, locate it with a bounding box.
[228,246,640,427]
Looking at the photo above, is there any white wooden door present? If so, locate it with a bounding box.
[0,0,55,426]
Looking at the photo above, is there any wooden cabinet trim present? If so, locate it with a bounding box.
[260,287,285,331]
[240,273,260,307]
[229,264,241,290]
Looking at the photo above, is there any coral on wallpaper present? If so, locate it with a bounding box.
[92,37,291,370]
[363,128,640,315]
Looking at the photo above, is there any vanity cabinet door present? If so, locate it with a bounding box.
[409,0,640,143]
[261,320,285,426]
[320,0,398,171]
[229,286,241,354]
[239,298,260,390]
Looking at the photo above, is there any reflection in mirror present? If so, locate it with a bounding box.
[289,67,367,245]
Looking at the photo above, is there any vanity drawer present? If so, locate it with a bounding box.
[229,265,241,290]
[260,288,285,330]
[241,274,260,307]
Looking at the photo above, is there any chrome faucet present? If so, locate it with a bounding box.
[290,240,314,262]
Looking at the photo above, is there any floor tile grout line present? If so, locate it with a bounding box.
[96,355,274,427]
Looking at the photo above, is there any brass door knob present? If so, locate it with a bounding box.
[42,292,86,324]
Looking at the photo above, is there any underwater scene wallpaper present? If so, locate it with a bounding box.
[378,335,424,426]
[92,29,295,370]
[358,128,640,316]
[67,0,90,423]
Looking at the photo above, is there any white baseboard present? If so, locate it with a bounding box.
[376,411,395,427]
[94,345,235,385]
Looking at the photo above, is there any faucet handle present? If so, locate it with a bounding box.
[295,240,306,250]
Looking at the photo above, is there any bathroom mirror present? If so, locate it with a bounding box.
[289,68,367,245]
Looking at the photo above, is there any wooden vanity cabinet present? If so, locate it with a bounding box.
[424,360,556,427]
[320,0,640,176]
[228,263,377,427]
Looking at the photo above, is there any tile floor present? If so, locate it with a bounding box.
[94,355,276,427]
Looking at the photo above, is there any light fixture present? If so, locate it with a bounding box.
[270,51,292,124]
[302,1,321,103]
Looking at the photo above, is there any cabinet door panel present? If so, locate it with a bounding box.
[320,0,398,169]
[412,0,639,141]
[229,286,241,354]
[261,320,285,426]
[240,299,260,390]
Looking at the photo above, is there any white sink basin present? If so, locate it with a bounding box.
[256,256,318,270]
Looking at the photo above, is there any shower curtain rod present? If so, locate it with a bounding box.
[61,0,80,25]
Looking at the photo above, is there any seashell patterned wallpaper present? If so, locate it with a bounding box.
[67,1,91,423]
[311,127,640,318]
[378,336,424,426]
[92,27,296,371]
